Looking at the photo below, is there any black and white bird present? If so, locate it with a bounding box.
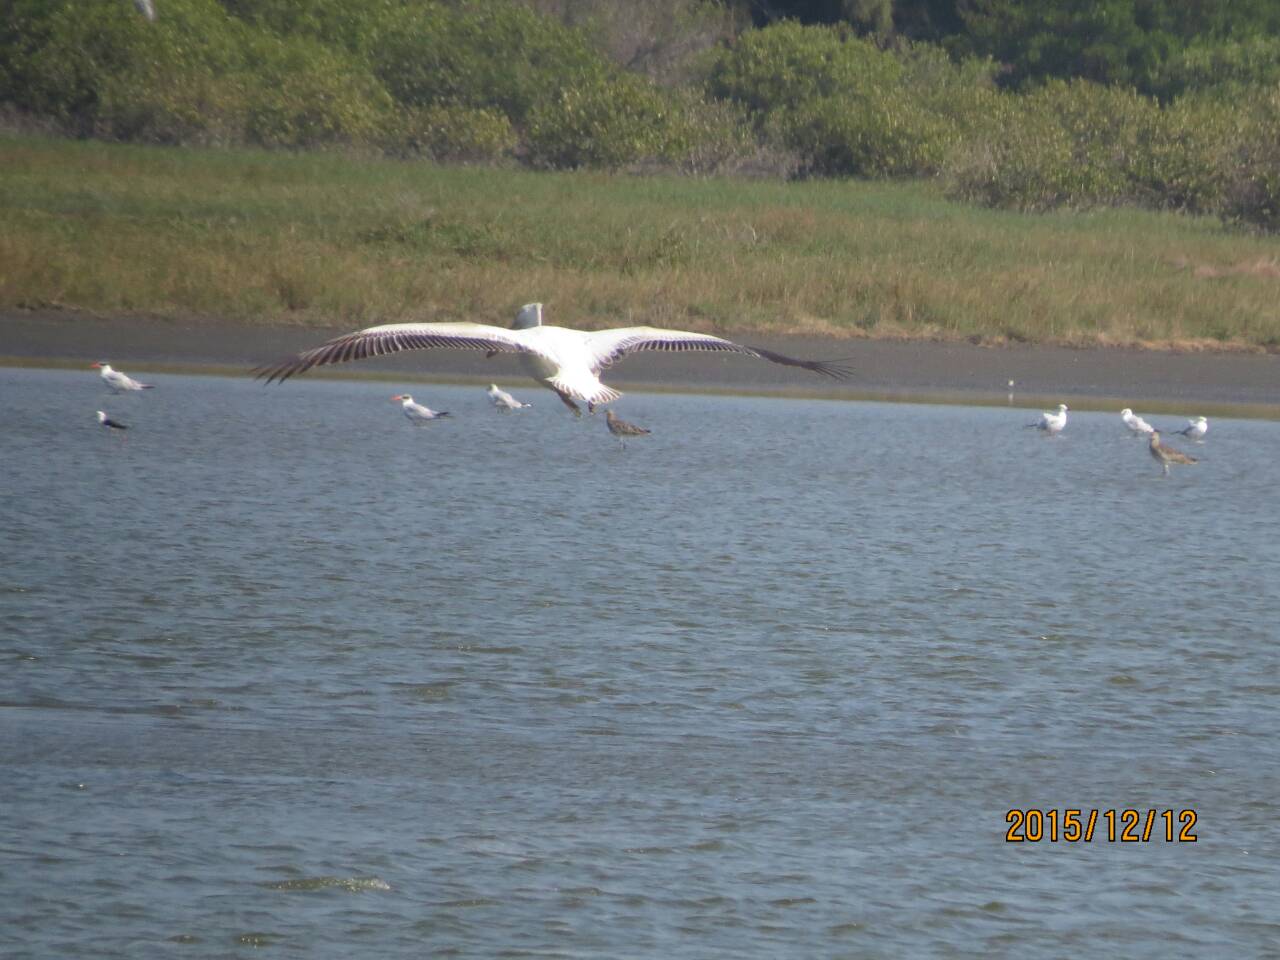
[92,361,154,392]
[605,409,650,449]
[96,410,129,430]
[391,394,450,424]
[1172,416,1208,442]
[256,302,853,416]
[1149,430,1198,476]
[487,383,532,412]
[1027,403,1068,435]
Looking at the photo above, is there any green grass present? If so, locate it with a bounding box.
[3,134,1279,350]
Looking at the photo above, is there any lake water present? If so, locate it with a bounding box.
[2,367,1278,958]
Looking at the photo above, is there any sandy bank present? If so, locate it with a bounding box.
[3,310,1278,416]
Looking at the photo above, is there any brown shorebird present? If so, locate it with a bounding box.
[605,409,650,449]
[1149,430,1197,476]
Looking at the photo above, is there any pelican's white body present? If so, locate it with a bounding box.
[258,302,851,413]
[1121,408,1154,435]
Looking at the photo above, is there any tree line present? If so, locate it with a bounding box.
[3,0,1280,229]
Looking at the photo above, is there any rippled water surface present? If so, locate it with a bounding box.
[3,367,1279,958]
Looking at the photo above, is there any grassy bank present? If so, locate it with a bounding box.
[3,135,1279,349]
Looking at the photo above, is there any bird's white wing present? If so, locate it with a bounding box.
[583,327,853,379]
[255,322,535,383]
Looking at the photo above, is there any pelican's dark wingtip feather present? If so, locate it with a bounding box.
[749,346,855,381]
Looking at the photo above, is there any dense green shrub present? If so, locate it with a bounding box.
[371,1,607,124]
[524,70,675,169]
[1219,87,1280,231]
[706,21,903,117]
[773,90,948,177]
[1149,37,1280,102]
[240,35,393,148]
[944,79,1224,213]
[394,103,517,163]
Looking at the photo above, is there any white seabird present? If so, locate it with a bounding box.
[391,394,450,424]
[487,383,532,412]
[256,302,853,415]
[1173,416,1208,442]
[92,361,154,392]
[1027,403,1068,435]
[1121,408,1155,436]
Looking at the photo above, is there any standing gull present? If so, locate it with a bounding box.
[93,362,154,392]
[1121,408,1154,436]
[1173,416,1209,442]
[255,302,853,416]
[96,410,129,430]
[1148,430,1198,476]
[487,383,532,412]
[391,394,450,425]
[605,410,650,449]
[1027,403,1068,435]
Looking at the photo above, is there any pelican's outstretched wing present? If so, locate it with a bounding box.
[584,327,853,380]
[254,323,533,383]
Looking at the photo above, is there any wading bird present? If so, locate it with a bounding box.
[391,394,450,425]
[1148,430,1198,477]
[97,410,128,430]
[1172,416,1209,442]
[1121,408,1154,436]
[487,383,532,412]
[92,362,154,393]
[256,303,853,416]
[605,410,650,449]
[1027,403,1068,435]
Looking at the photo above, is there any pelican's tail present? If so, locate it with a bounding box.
[550,376,621,407]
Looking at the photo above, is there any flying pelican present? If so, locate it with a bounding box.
[1172,416,1208,442]
[1149,430,1198,476]
[1121,408,1154,436]
[487,383,532,412]
[255,303,853,416]
[1027,403,1068,435]
[605,410,650,449]
[391,394,450,424]
[96,410,129,430]
[92,361,154,393]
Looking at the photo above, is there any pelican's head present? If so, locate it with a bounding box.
[512,302,543,330]
[1058,404,1069,413]
[1121,408,1132,417]
[1195,416,1207,425]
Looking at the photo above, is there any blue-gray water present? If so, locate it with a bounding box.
[3,367,1279,958]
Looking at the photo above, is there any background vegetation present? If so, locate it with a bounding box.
[2,0,1279,347]
[5,135,1278,350]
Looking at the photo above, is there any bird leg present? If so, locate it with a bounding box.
[555,390,582,418]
